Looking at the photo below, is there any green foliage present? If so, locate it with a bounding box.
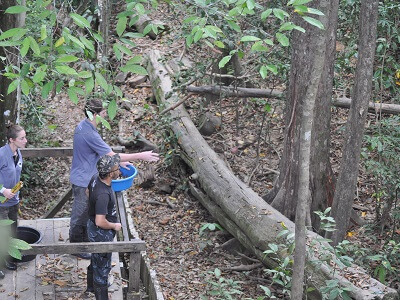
[199,222,224,235]
[0,0,151,120]
[0,220,31,261]
[200,268,243,300]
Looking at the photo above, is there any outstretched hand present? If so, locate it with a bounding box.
[141,150,160,162]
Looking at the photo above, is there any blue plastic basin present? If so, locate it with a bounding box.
[111,165,138,192]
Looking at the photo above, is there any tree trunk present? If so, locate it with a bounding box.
[329,0,379,246]
[0,0,26,144]
[292,0,331,296]
[263,0,339,233]
[145,49,398,300]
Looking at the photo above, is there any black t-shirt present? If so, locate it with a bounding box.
[88,174,117,223]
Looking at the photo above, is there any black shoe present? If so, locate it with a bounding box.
[0,270,4,279]
[72,252,91,260]
[5,261,17,271]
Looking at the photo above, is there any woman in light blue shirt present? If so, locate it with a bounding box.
[0,123,27,277]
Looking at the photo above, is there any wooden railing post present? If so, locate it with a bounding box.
[127,248,141,300]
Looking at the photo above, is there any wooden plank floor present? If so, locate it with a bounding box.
[0,218,123,300]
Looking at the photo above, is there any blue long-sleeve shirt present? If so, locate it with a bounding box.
[0,144,23,207]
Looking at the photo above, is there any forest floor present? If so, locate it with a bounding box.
[17,1,396,300]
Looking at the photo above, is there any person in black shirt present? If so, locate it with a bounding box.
[86,154,122,300]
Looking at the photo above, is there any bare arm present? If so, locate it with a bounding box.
[95,215,122,231]
[106,150,160,162]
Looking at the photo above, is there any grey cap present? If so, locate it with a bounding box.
[97,154,120,175]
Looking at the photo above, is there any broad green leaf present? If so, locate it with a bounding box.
[143,24,153,36]
[214,40,225,48]
[54,36,65,47]
[85,77,94,94]
[251,41,268,52]
[100,118,111,130]
[273,9,289,21]
[122,32,144,39]
[39,9,52,19]
[28,36,40,55]
[0,41,21,46]
[129,15,140,27]
[135,3,146,15]
[193,29,203,43]
[10,238,31,250]
[8,247,22,260]
[308,8,324,15]
[41,0,52,8]
[20,63,30,77]
[226,20,241,32]
[302,16,324,29]
[108,99,117,120]
[260,65,268,79]
[116,16,127,36]
[246,0,255,10]
[79,36,95,52]
[70,13,90,28]
[0,28,27,41]
[42,80,54,98]
[56,55,79,63]
[288,0,312,5]
[33,68,46,83]
[21,79,30,96]
[119,38,136,47]
[218,55,231,69]
[264,38,274,45]
[78,70,92,78]
[40,25,47,40]
[119,64,147,75]
[117,44,133,56]
[261,9,272,20]
[114,86,123,97]
[67,34,85,49]
[267,64,278,75]
[55,65,78,76]
[240,35,261,42]
[3,72,19,79]
[205,25,222,33]
[183,16,198,24]
[113,44,122,60]
[95,72,108,90]
[126,55,142,65]
[20,37,30,57]
[293,25,306,32]
[93,33,104,43]
[276,33,289,47]
[5,5,29,14]
[203,27,217,39]
[294,5,308,14]
[68,87,79,104]
[7,79,19,95]
[186,34,193,47]
[279,22,296,31]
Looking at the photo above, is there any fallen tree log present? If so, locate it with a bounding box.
[146,49,398,300]
[187,85,400,115]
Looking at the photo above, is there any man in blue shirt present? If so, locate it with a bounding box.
[0,124,27,277]
[69,98,159,259]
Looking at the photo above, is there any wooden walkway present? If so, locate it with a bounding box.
[0,218,123,300]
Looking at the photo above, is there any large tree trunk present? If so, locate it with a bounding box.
[146,49,398,300]
[292,0,331,296]
[329,0,379,246]
[264,1,339,231]
[0,0,26,144]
